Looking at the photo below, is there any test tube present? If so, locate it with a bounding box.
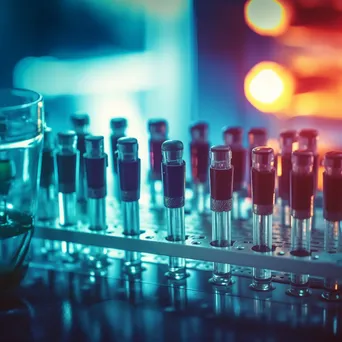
[288,150,314,297]
[190,122,210,214]
[71,113,90,203]
[278,130,297,226]
[209,145,234,286]
[84,136,107,230]
[56,131,79,226]
[148,119,168,207]
[298,129,319,193]
[83,136,108,270]
[223,127,246,220]
[322,151,342,301]
[117,137,142,274]
[250,147,275,292]
[38,127,57,221]
[162,140,187,280]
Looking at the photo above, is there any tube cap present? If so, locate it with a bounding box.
[299,129,318,139]
[57,130,77,150]
[162,140,183,164]
[210,145,232,168]
[248,128,267,146]
[223,126,243,145]
[148,119,168,136]
[252,146,274,170]
[85,135,104,156]
[190,122,208,141]
[324,151,342,169]
[71,113,90,127]
[117,137,138,160]
[292,150,314,167]
[162,140,183,152]
[110,117,128,131]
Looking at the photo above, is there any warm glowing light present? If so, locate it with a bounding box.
[317,164,324,192]
[244,0,290,36]
[244,62,294,113]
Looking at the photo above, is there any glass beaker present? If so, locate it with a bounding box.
[0,88,44,290]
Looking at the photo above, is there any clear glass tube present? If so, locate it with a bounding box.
[288,150,314,297]
[209,145,233,286]
[0,88,44,291]
[58,192,77,226]
[117,137,142,275]
[251,213,273,291]
[211,211,232,285]
[163,140,187,280]
[250,147,275,292]
[322,220,342,301]
[122,201,140,236]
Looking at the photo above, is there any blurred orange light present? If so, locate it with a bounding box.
[244,61,294,113]
[244,0,290,36]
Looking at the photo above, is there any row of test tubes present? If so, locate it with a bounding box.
[37,114,341,301]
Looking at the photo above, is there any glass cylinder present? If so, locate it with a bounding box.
[0,88,44,290]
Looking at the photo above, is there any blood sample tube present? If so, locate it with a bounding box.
[322,151,342,301]
[298,129,319,192]
[209,145,234,285]
[250,147,275,292]
[83,136,108,270]
[162,140,187,280]
[117,137,142,274]
[288,150,314,297]
[223,127,246,220]
[84,136,108,230]
[278,130,297,226]
[190,122,210,214]
[56,131,79,226]
[71,113,90,203]
[38,127,57,221]
[148,119,168,207]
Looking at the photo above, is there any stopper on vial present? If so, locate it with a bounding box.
[298,129,318,153]
[85,135,104,157]
[210,145,232,169]
[280,130,297,154]
[117,137,138,161]
[252,146,274,171]
[190,121,208,142]
[223,126,243,146]
[43,127,54,149]
[57,130,77,151]
[110,117,127,132]
[162,140,183,164]
[148,119,168,139]
[292,150,314,172]
[248,128,267,147]
[70,113,90,134]
[323,151,342,176]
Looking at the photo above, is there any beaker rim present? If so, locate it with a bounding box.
[0,88,43,113]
